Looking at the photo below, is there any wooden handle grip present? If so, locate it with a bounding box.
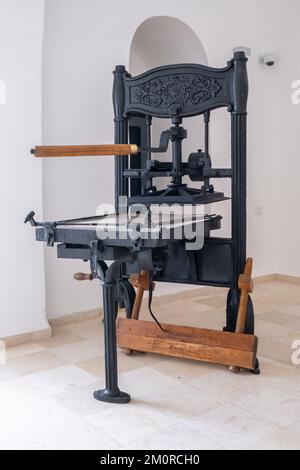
[244,258,253,278]
[230,258,254,373]
[235,258,254,335]
[74,273,93,281]
[32,144,139,158]
[131,288,145,321]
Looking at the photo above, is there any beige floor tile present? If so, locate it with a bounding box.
[262,281,300,294]
[86,401,177,446]
[148,354,221,381]
[272,373,300,396]
[0,365,20,382]
[259,358,300,395]
[0,390,117,450]
[187,365,282,403]
[258,310,300,326]
[190,357,300,403]
[255,320,292,339]
[247,420,300,450]
[184,404,280,449]
[278,324,300,350]
[262,291,300,306]
[251,301,275,314]
[1,279,300,450]
[26,364,98,395]
[119,367,178,399]
[8,351,67,375]
[235,386,300,426]
[0,419,118,450]
[278,304,300,318]
[252,292,276,303]
[52,381,110,418]
[63,318,103,340]
[0,392,76,436]
[118,350,158,373]
[196,296,226,309]
[76,357,105,377]
[139,383,225,421]
[276,331,300,347]
[51,339,104,364]
[39,420,119,450]
[0,377,46,405]
[129,423,225,450]
[36,327,83,349]
[186,301,220,313]
[6,343,46,359]
[256,357,300,380]
[267,298,300,309]
[258,338,297,366]
[77,351,156,378]
[162,308,224,330]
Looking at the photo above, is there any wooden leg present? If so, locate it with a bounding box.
[230,258,254,373]
[130,271,155,320]
[132,286,145,320]
[125,271,155,354]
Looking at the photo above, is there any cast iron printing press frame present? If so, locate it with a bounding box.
[26,51,259,404]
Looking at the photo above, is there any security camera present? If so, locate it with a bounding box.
[260,54,278,67]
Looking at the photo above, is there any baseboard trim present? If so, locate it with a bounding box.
[1,327,51,348]
[49,308,102,328]
[253,273,300,285]
[273,273,300,285]
[253,274,276,284]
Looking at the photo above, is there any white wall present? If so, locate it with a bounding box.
[0,0,48,337]
[129,16,208,190]
[42,0,300,319]
[275,9,300,277]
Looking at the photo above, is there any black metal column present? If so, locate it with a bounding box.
[113,65,129,213]
[231,51,249,286]
[225,51,254,335]
[113,66,129,280]
[94,258,131,404]
[231,112,247,283]
[94,281,131,404]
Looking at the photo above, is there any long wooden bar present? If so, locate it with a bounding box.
[32,144,139,158]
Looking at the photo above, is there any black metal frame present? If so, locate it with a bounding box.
[28,51,257,404]
[113,52,250,293]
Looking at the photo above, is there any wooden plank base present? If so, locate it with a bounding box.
[117,319,258,370]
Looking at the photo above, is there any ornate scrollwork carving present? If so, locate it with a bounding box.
[132,74,223,109]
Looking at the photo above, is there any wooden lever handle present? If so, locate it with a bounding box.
[74,273,93,281]
[235,258,254,335]
[243,257,253,279]
[32,144,139,158]
[230,258,254,373]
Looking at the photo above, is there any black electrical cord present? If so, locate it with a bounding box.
[148,271,165,332]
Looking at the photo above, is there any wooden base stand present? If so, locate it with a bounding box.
[117,259,258,372]
[117,319,258,370]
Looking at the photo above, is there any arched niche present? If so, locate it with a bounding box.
[129,17,209,192]
[129,16,208,73]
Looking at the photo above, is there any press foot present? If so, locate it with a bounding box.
[250,358,261,375]
[93,388,131,404]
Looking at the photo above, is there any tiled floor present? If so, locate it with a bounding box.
[1,280,300,450]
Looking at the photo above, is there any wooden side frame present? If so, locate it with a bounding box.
[117,258,257,372]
